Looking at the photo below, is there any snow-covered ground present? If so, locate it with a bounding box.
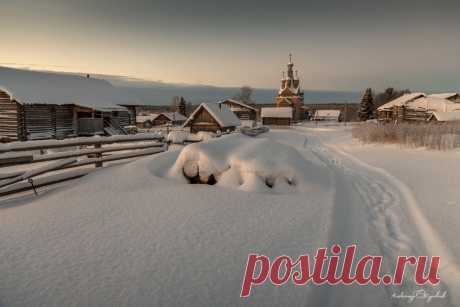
[1,124,459,306]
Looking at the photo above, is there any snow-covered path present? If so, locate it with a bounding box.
[1,127,458,307]
[263,128,455,306]
[290,127,456,307]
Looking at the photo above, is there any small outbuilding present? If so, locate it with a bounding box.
[261,107,292,126]
[218,99,257,120]
[183,103,240,133]
[153,112,187,126]
[313,109,341,121]
[136,112,187,128]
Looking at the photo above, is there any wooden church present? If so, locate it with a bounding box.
[275,54,305,121]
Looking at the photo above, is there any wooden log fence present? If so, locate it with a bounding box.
[0,135,166,197]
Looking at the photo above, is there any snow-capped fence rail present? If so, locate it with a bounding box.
[0,134,166,197]
[0,133,163,154]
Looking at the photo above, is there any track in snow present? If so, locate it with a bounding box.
[272,128,455,307]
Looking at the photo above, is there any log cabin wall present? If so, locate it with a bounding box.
[0,90,24,141]
[186,107,221,133]
[55,105,76,139]
[23,104,76,140]
[117,111,131,127]
[221,101,257,120]
[262,117,291,126]
[23,104,56,140]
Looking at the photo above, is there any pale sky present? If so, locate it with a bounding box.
[1,0,459,91]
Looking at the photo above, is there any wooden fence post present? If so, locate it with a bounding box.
[95,143,103,167]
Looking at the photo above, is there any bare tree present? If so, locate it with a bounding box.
[171,96,181,112]
[374,87,411,108]
[233,86,254,104]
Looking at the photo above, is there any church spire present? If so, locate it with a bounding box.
[287,53,294,79]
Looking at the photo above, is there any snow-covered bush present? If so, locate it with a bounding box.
[352,122,460,150]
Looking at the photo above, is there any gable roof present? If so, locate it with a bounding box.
[218,99,257,111]
[261,107,293,118]
[377,92,426,111]
[183,103,240,128]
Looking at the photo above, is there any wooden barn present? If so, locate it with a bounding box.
[218,99,257,120]
[0,88,132,141]
[183,103,240,133]
[261,107,292,126]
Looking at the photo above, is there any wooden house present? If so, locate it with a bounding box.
[261,107,292,126]
[218,99,257,120]
[377,92,460,123]
[183,103,240,133]
[377,93,426,122]
[152,112,187,126]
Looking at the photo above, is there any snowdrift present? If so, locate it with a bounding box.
[165,134,327,193]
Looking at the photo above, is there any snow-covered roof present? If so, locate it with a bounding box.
[314,110,341,118]
[377,93,426,111]
[429,111,460,122]
[0,66,139,110]
[183,103,240,128]
[428,93,459,100]
[137,112,186,124]
[218,99,257,111]
[161,112,187,121]
[261,107,293,118]
[136,115,158,123]
[278,86,301,96]
[409,97,460,113]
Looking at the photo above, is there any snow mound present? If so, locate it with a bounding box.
[167,131,188,144]
[166,134,327,193]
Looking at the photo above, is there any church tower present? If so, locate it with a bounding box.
[276,54,304,121]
